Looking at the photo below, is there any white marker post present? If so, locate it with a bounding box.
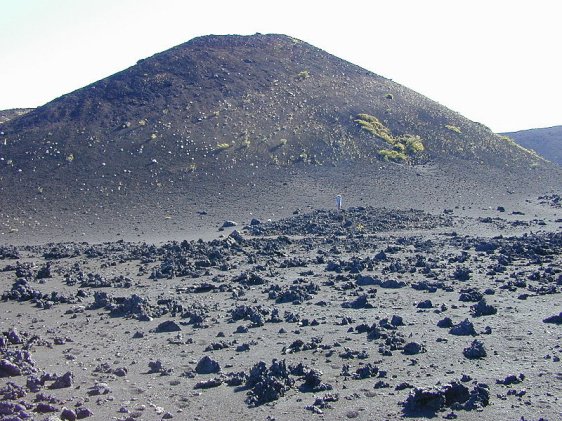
[336,194,342,212]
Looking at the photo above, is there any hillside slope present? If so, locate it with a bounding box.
[0,34,558,244]
[0,34,544,186]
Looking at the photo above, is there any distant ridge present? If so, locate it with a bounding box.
[502,126,562,166]
[0,108,33,125]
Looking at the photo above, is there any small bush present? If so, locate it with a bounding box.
[401,135,425,154]
[355,114,394,144]
[216,143,231,150]
[385,93,394,100]
[297,70,310,80]
[445,124,462,134]
[377,149,407,162]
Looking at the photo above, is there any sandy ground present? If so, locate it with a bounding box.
[0,162,561,421]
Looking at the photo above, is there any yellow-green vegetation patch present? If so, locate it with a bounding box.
[445,124,462,134]
[377,149,407,162]
[215,143,231,150]
[401,134,425,154]
[355,114,425,161]
[297,70,310,80]
[355,114,394,144]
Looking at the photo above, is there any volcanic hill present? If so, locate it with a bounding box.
[502,126,562,166]
[0,34,559,243]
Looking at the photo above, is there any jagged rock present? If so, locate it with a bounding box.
[300,369,332,392]
[341,294,373,309]
[154,320,181,332]
[245,360,294,406]
[61,407,77,421]
[194,378,223,389]
[49,371,73,389]
[463,340,487,359]
[543,312,562,325]
[470,299,497,317]
[195,356,221,374]
[437,317,454,328]
[449,319,477,336]
[0,359,21,377]
[403,342,426,355]
[417,299,433,309]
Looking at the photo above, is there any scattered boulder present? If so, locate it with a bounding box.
[543,312,562,325]
[463,340,487,359]
[449,319,477,336]
[195,356,221,374]
[471,299,497,317]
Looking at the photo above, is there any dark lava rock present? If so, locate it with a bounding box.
[475,242,497,253]
[458,288,483,302]
[300,369,333,392]
[61,407,77,421]
[543,312,562,325]
[470,299,497,317]
[391,315,404,326]
[403,342,426,355]
[245,360,294,407]
[437,317,454,328]
[75,406,94,419]
[222,220,238,228]
[195,356,221,374]
[87,383,111,396]
[0,359,21,377]
[463,340,487,359]
[194,377,223,389]
[402,387,445,415]
[269,282,319,304]
[403,381,489,415]
[148,360,173,375]
[49,371,73,389]
[449,319,477,336]
[342,294,373,309]
[154,320,182,332]
[35,402,59,413]
[417,299,433,309]
[352,363,379,380]
[453,266,472,281]
[496,373,525,385]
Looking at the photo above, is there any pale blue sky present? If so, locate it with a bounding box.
[1,0,560,132]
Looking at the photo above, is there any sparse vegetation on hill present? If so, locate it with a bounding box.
[0,33,551,207]
[355,114,424,162]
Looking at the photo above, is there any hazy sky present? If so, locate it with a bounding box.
[1,0,560,132]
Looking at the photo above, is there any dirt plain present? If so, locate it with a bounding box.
[1,160,561,421]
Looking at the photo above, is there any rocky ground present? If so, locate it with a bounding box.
[1,197,561,420]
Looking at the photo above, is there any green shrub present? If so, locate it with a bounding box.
[377,149,407,162]
[355,114,394,144]
[355,113,425,161]
[445,124,462,134]
[401,135,425,154]
[297,70,310,80]
[216,143,230,150]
